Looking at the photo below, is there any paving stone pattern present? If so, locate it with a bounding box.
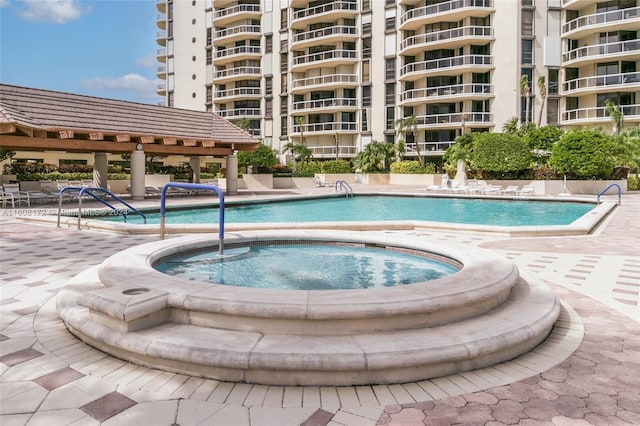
[1,189,638,425]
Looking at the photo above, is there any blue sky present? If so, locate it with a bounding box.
[0,0,162,104]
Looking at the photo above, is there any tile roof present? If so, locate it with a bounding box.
[0,84,258,146]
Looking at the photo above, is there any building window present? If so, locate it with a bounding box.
[280,73,288,93]
[206,49,212,65]
[546,98,558,125]
[548,69,558,95]
[363,22,371,36]
[385,83,395,105]
[362,85,371,108]
[265,99,273,118]
[280,95,288,114]
[280,53,288,73]
[521,39,533,64]
[265,76,273,96]
[362,60,370,83]
[265,34,273,54]
[521,10,533,36]
[206,86,212,104]
[385,0,395,6]
[281,116,288,136]
[206,28,212,46]
[280,8,288,30]
[362,0,371,11]
[386,107,395,130]
[385,58,396,81]
[280,39,288,52]
[362,109,369,132]
[385,16,396,32]
[363,37,371,59]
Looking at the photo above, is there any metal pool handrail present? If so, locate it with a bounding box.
[160,182,225,253]
[596,182,622,206]
[335,180,353,197]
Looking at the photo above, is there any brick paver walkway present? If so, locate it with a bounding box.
[1,188,638,425]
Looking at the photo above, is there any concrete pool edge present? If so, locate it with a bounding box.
[56,230,563,386]
[21,197,617,237]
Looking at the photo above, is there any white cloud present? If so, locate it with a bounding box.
[0,0,10,9]
[18,0,89,24]
[135,54,157,68]
[80,73,159,100]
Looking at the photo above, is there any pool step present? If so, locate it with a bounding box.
[58,268,559,386]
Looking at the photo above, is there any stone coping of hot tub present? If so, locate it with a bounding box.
[25,198,616,237]
[83,230,519,333]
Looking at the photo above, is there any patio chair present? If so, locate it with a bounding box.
[482,185,502,195]
[501,185,520,196]
[517,186,536,196]
[312,176,332,187]
[41,181,75,202]
[2,183,30,207]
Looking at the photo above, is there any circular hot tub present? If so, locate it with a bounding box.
[57,230,560,386]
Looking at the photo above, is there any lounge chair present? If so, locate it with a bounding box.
[2,184,30,207]
[482,185,502,195]
[501,185,519,195]
[41,181,76,202]
[517,186,536,196]
[313,176,332,187]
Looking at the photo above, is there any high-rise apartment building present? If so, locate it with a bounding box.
[155,0,639,162]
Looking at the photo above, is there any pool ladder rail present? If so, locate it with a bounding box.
[57,186,147,229]
[335,180,353,197]
[159,182,226,254]
[596,183,622,206]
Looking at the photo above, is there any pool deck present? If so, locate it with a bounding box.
[1,185,638,426]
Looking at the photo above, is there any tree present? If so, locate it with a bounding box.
[615,126,640,178]
[237,143,278,173]
[605,99,624,135]
[502,116,520,134]
[295,116,305,146]
[473,133,532,177]
[444,133,475,174]
[281,142,312,174]
[549,129,616,178]
[0,149,15,162]
[395,114,423,167]
[235,118,251,132]
[521,125,564,164]
[536,76,547,127]
[352,141,396,172]
[520,75,531,125]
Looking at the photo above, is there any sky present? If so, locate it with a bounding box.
[0,0,162,104]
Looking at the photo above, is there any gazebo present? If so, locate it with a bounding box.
[0,84,259,198]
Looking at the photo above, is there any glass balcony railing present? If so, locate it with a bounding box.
[563,39,639,63]
[214,4,260,20]
[401,0,493,26]
[563,6,639,34]
[215,45,261,59]
[292,98,358,111]
[293,122,357,133]
[291,73,358,89]
[400,83,492,102]
[292,25,357,44]
[292,1,357,21]
[309,145,358,157]
[215,25,261,39]
[401,26,493,51]
[292,49,357,66]
[215,87,262,98]
[562,104,639,122]
[214,66,261,79]
[416,112,492,126]
[217,108,262,118]
[563,71,639,93]
[401,54,492,77]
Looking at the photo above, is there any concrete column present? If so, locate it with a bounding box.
[226,154,238,195]
[93,152,108,189]
[189,157,201,183]
[130,150,145,200]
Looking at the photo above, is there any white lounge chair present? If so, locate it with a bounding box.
[517,186,536,196]
[482,185,502,195]
[501,185,519,195]
[313,176,332,187]
[2,184,30,207]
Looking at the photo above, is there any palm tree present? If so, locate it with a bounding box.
[295,116,305,145]
[605,99,624,135]
[536,76,547,127]
[502,116,520,134]
[353,141,395,172]
[394,114,424,166]
[520,75,531,125]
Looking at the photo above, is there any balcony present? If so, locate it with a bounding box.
[213,4,261,26]
[309,145,359,158]
[416,112,493,129]
[405,141,454,156]
[400,0,493,30]
[156,0,166,13]
[156,13,166,30]
[217,108,262,119]
[156,30,166,46]
[400,26,494,56]
[291,25,357,49]
[562,0,599,9]
[213,66,262,84]
[562,71,640,96]
[562,7,640,39]
[156,48,167,63]
[290,1,358,30]
[213,25,261,46]
[156,65,166,79]
[292,122,358,135]
[292,97,358,113]
[290,49,358,72]
[562,40,640,67]
[215,87,262,101]
[400,83,493,106]
[156,83,167,96]
[213,45,262,65]
[291,74,358,94]
[400,54,493,81]
[561,104,640,125]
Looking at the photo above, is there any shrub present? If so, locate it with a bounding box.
[472,133,532,177]
[628,177,639,191]
[390,160,436,174]
[549,129,616,179]
[320,159,351,174]
[296,161,322,175]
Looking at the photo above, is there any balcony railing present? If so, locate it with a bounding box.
[214,4,260,19]
[400,26,493,51]
[291,73,358,89]
[215,45,262,59]
[292,1,357,21]
[562,104,639,122]
[563,40,640,63]
[214,66,261,79]
[405,141,454,154]
[293,122,357,133]
[401,54,492,76]
[292,98,357,111]
[416,112,492,126]
[292,49,357,66]
[400,83,492,102]
[215,87,262,98]
[292,25,357,43]
[309,145,359,157]
[401,0,493,25]
[563,71,639,93]
[215,25,261,39]
[563,6,639,34]
[217,108,262,118]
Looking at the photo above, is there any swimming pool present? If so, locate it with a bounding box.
[105,195,594,227]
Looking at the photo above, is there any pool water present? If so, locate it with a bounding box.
[155,244,459,290]
[110,195,594,227]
